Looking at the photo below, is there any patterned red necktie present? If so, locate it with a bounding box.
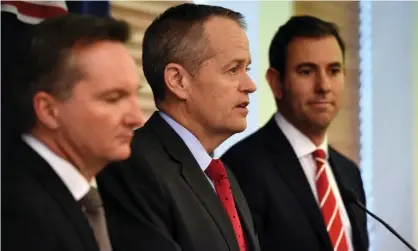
[205,159,247,251]
[313,149,349,251]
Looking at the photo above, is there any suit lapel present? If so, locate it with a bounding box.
[262,118,333,250]
[181,164,239,250]
[147,112,239,251]
[227,169,259,251]
[20,141,99,251]
[235,205,258,251]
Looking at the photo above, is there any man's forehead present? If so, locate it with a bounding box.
[204,17,248,47]
[287,36,343,64]
[202,17,250,61]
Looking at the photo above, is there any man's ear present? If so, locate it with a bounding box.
[164,63,192,101]
[266,67,283,100]
[33,92,60,130]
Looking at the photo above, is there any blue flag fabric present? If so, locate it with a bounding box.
[66,1,110,17]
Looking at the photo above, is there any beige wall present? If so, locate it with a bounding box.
[257,1,293,128]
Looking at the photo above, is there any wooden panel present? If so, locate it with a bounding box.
[294,1,360,164]
[111,1,186,120]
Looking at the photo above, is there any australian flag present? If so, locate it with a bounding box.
[1,1,110,155]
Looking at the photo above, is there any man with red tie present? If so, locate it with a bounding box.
[222,15,369,251]
[97,3,259,251]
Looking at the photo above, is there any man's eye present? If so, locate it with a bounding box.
[230,65,240,74]
[104,95,121,103]
[329,68,341,76]
[299,69,312,76]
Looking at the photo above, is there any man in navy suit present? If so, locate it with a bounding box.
[222,15,369,251]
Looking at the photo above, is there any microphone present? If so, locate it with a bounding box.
[341,188,417,251]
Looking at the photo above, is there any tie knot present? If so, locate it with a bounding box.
[312,149,327,161]
[79,187,103,212]
[205,159,228,182]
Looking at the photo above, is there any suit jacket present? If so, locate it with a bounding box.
[97,112,260,251]
[221,117,369,251]
[1,139,99,251]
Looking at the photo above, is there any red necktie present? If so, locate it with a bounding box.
[313,149,349,251]
[205,159,247,251]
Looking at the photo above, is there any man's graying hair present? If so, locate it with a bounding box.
[142,3,246,106]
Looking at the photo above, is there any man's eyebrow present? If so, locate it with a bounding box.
[295,62,342,69]
[295,62,317,69]
[95,83,141,97]
[222,58,252,70]
[328,62,342,68]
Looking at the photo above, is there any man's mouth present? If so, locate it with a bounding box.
[237,101,249,108]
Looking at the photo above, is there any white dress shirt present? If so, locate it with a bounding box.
[22,134,93,201]
[274,112,353,251]
[159,112,215,189]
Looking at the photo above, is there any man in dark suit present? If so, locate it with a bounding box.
[97,3,259,251]
[222,16,369,251]
[2,14,144,251]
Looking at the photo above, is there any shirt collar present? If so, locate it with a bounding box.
[159,112,212,171]
[274,112,328,158]
[22,134,92,200]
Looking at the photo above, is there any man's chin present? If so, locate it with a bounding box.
[108,146,132,162]
[230,120,247,134]
[310,119,332,132]
[310,112,335,126]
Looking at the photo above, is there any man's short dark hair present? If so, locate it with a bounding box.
[269,15,345,81]
[142,3,246,106]
[14,13,131,134]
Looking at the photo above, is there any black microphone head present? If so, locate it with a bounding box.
[340,187,359,204]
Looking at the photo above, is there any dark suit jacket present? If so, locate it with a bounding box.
[97,112,260,251]
[221,117,369,251]
[1,139,99,251]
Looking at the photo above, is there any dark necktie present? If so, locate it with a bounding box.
[205,159,247,251]
[79,187,112,251]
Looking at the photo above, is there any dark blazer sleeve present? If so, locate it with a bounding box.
[2,179,57,251]
[98,153,182,251]
[356,169,369,249]
[349,161,369,249]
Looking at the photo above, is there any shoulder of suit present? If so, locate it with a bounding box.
[126,130,176,181]
[329,146,359,169]
[131,126,160,149]
[223,129,265,157]
[3,165,48,208]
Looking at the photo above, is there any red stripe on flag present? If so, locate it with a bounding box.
[2,1,67,19]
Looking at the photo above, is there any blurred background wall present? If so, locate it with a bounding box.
[359,2,417,250]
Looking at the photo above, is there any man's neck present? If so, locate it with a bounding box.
[278,111,327,147]
[159,105,230,154]
[30,129,103,181]
[306,133,326,147]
